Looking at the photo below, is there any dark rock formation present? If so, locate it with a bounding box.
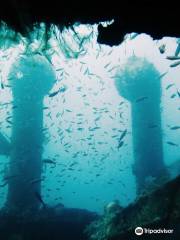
[0,206,98,240]
[0,1,179,46]
[86,175,180,240]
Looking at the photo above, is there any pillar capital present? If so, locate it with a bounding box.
[9,54,55,99]
[114,56,160,102]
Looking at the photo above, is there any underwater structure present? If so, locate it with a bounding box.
[86,175,180,240]
[115,56,167,193]
[0,132,10,156]
[5,54,55,212]
[0,53,99,240]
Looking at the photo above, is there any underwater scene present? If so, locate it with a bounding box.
[0,21,179,239]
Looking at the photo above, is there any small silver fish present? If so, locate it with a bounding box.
[170,60,180,68]
[104,62,111,69]
[34,191,46,208]
[166,83,175,90]
[175,42,180,56]
[135,96,148,103]
[30,178,44,184]
[117,141,124,150]
[177,90,180,98]
[1,82,4,89]
[49,90,60,97]
[159,44,166,54]
[59,85,67,93]
[166,56,180,60]
[170,126,180,130]
[166,141,178,146]
[170,93,176,98]
[43,159,56,165]
[158,72,168,79]
[119,129,127,142]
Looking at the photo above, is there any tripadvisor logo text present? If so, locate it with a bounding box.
[135,227,174,235]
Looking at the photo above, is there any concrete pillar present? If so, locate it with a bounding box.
[0,133,10,156]
[115,56,167,194]
[6,54,55,212]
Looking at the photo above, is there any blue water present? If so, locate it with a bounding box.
[0,25,179,214]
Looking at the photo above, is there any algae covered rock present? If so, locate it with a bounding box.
[85,200,123,240]
[85,176,180,240]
